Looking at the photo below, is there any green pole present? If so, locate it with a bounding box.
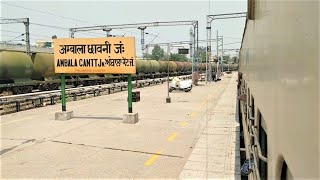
[128,74,133,113]
[61,73,66,111]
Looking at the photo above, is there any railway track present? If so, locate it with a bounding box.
[0,75,191,115]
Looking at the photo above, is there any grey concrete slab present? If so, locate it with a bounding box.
[55,111,74,121]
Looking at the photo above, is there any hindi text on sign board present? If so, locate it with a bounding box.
[54,37,136,74]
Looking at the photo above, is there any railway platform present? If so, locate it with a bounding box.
[179,74,240,179]
[0,72,240,179]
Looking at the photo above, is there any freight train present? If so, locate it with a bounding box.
[238,0,318,179]
[0,50,238,95]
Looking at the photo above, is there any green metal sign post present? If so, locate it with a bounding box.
[128,74,133,113]
[61,74,66,111]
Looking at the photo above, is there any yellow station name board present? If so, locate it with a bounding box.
[54,37,136,74]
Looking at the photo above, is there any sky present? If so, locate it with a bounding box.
[0,0,247,57]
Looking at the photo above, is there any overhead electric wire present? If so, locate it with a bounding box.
[0,39,24,43]
[1,21,105,40]
[0,2,95,26]
[222,42,241,46]
[1,2,170,41]
[29,22,165,45]
[1,34,23,38]
[1,3,177,47]
[0,29,52,38]
[0,2,148,38]
[29,22,105,38]
[2,33,25,42]
[222,36,242,39]
[7,34,24,42]
[29,22,69,30]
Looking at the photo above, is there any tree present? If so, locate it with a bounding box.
[151,45,165,60]
[143,53,153,59]
[222,55,230,61]
[170,53,189,61]
[231,56,238,63]
[197,47,206,62]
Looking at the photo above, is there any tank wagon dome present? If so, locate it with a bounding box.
[136,59,147,73]
[188,62,192,71]
[175,61,186,72]
[182,62,191,71]
[169,61,177,72]
[158,60,167,72]
[33,53,55,77]
[138,59,154,73]
[0,51,33,80]
[143,60,152,73]
[149,60,160,73]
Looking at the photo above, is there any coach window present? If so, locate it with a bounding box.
[247,88,250,104]
[258,111,268,179]
[280,160,293,180]
[251,95,255,118]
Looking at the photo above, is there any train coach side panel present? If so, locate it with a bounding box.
[239,0,319,179]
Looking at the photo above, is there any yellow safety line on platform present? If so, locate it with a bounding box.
[190,112,198,117]
[189,93,216,119]
[144,150,162,166]
[168,132,178,142]
[199,100,207,109]
[181,121,188,127]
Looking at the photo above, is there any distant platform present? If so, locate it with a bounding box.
[0,73,239,178]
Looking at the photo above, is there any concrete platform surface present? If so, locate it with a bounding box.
[0,73,239,179]
[179,73,240,180]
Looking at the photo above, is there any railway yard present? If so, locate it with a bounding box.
[1,0,319,179]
